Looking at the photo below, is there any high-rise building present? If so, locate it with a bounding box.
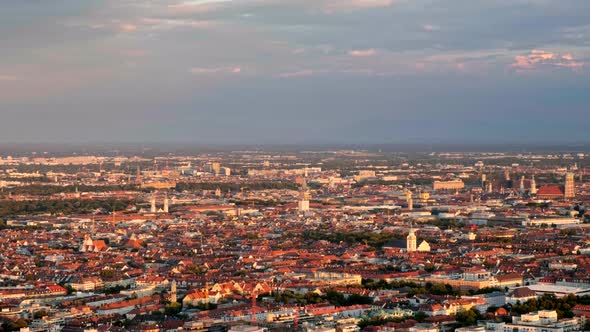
[407,228,417,252]
[205,162,221,175]
[564,172,575,198]
[211,162,221,175]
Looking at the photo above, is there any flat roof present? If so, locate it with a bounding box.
[526,284,590,295]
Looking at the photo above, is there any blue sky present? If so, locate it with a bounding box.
[1,0,589,144]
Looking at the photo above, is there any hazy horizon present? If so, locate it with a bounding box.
[2,142,590,156]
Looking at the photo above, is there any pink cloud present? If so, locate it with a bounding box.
[0,75,21,81]
[279,70,316,78]
[118,24,138,32]
[348,48,377,57]
[512,50,584,72]
[139,18,218,30]
[323,0,395,13]
[166,0,232,14]
[422,24,440,31]
[189,66,242,74]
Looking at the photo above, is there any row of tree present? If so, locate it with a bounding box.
[175,181,298,192]
[0,198,134,219]
[301,230,403,249]
[2,184,139,196]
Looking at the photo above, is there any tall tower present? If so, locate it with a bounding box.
[530,175,537,195]
[405,190,413,211]
[298,178,310,212]
[519,176,525,193]
[170,280,177,304]
[150,192,157,213]
[136,165,141,179]
[163,193,169,213]
[407,228,417,252]
[564,172,575,198]
[481,174,487,188]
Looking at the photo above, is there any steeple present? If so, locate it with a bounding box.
[298,178,310,212]
[170,280,177,304]
[405,189,413,211]
[530,174,537,195]
[150,192,157,213]
[163,193,169,213]
[136,165,141,183]
[406,227,417,252]
[564,172,575,198]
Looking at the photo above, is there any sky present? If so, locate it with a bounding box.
[1,0,589,145]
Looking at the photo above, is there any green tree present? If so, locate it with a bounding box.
[456,308,482,327]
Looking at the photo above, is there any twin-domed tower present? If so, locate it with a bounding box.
[150,192,169,213]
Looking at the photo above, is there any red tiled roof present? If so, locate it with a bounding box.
[537,185,563,197]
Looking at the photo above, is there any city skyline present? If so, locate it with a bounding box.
[1,0,589,144]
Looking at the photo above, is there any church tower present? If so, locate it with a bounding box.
[150,192,157,213]
[298,178,310,212]
[405,190,413,211]
[163,193,169,213]
[565,172,575,198]
[530,175,537,195]
[407,228,417,252]
[170,280,177,304]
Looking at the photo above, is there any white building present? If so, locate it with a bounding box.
[459,312,581,332]
[407,229,417,252]
[524,284,590,297]
[417,240,431,252]
[228,326,268,332]
[523,217,580,228]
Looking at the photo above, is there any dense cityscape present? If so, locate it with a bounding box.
[2,0,589,331]
[1,148,590,332]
